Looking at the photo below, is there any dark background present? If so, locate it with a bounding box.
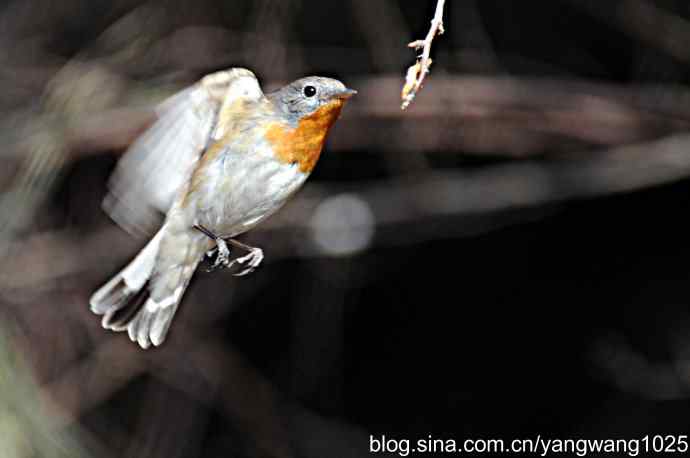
[2,1,690,457]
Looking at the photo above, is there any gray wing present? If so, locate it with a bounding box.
[103,68,263,236]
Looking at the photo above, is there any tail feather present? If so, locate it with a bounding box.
[90,229,162,313]
[90,226,202,349]
[102,279,150,331]
[90,229,168,347]
[126,271,192,348]
[90,275,129,316]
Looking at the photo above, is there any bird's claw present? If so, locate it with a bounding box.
[210,238,231,269]
[201,231,263,276]
[230,247,264,276]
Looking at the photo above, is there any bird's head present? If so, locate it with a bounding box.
[264,76,355,173]
[269,76,356,124]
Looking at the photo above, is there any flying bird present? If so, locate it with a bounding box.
[90,68,355,348]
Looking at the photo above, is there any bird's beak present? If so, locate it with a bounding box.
[334,88,357,100]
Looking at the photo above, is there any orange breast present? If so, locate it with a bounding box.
[265,99,344,173]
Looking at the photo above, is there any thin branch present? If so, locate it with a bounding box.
[401,0,446,109]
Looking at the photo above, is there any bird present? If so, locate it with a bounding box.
[89,68,355,349]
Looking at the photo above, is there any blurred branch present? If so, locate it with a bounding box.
[34,75,690,161]
[401,0,446,109]
[342,75,690,155]
[6,132,690,290]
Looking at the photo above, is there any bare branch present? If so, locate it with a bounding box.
[401,0,446,109]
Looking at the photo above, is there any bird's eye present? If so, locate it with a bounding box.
[303,85,317,97]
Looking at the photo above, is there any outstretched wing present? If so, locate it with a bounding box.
[104,68,263,236]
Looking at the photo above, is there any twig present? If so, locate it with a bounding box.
[401,0,446,109]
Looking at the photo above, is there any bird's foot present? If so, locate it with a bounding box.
[212,238,231,269]
[230,246,264,277]
[203,238,232,272]
[197,224,231,272]
[194,225,262,276]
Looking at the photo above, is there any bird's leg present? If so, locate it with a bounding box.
[213,239,232,268]
[194,224,232,269]
[193,225,263,276]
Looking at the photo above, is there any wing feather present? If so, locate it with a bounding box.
[104,68,263,236]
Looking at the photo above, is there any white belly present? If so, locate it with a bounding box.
[193,150,307,237]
